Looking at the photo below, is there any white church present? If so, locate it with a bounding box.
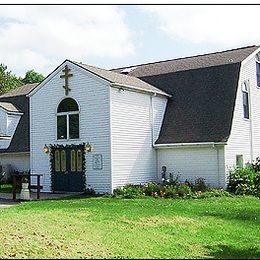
[0,45,260,193]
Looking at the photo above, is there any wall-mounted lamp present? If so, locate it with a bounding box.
[85,142,92,152]
[43,144,49,154]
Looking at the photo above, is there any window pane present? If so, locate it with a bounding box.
[71,150,76,172]
[55,150,61,172]
[57,98,79,113]
[256,63,260,86]
[57,115,67,139]
[77,150,82,172]
[236,155,243,167]
[69,114,79,139]
[61,150,66,172]
[243,92,249,119]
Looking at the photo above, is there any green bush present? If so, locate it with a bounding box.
[193,177,208,192]
[228,163,259,197]
[113,184,143,198]
[176,183,193,198]
[143,182,162,196]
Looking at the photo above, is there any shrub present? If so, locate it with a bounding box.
[143,182,162,196]
[227,165,259,196]
[193,177,208,192]
[84,187,96,196]
[176,183,193,198]
[113,184,143,198]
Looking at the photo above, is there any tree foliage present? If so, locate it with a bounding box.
[0,64,22,95]
[0,64,44,95]
[22,69,45,85]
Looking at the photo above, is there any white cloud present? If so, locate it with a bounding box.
[0,6,135,76]
[142,6,260,47]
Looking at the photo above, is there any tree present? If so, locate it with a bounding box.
[0,64,22,95]
[22,69,45,84]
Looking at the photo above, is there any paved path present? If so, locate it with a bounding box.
[0,192,82,201]
[0,199,19,208]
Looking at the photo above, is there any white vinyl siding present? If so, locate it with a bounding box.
[225,52,260,178]
[110,88,167,190]
[30,62,111,193]
[0,152,30,172]
[157,146,226,188]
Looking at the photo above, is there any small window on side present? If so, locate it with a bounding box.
[256,53,260,87]
[236,155,243,167]
[256,62,260,87]
[242,81,249,119]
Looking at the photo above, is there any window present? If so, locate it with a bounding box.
[256,53,260,87]
[236,155,243,167]
[242,81,249,119]
[61,150,66,172]
[71,149,76,172]
[57,98,79,140]
[77,149,83,172]
[55,150,61,172]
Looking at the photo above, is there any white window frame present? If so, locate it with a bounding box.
[241,81,250,120]
[56,98,80,141]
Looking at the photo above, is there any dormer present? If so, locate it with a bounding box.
[0,102,23,150]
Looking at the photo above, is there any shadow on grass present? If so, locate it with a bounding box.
[200,209,259,222]
[206,244,260,259]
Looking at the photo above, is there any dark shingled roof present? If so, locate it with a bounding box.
[112,45,259,76]
[0,84,38,153]
[0,83,38,98]
[112,46,259,144]
[140,63,241,144]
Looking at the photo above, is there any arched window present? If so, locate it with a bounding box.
[57,98,79,140]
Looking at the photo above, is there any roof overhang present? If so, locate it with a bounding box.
[111,83,171,98]
[153,142,227,149]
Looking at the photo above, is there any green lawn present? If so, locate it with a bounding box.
[0,196,259,259]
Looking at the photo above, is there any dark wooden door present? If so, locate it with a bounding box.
[52,146,84,192]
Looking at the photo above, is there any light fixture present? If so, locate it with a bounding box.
[43,144,49,154]
[85,142,92,152]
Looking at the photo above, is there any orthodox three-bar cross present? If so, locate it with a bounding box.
[60,65,73,95]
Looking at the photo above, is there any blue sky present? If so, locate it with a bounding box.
[0,5,259,76]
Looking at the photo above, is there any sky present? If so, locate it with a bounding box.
[0,4,259,77]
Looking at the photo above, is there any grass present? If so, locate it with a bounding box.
[0,196,259,259]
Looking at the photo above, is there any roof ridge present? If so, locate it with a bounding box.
[111,45,259,70]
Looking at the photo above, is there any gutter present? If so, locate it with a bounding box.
[153,142,227,149]
[111,83,171,98]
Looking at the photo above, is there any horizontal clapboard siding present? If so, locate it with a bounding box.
[225,52,260,178]
[110,88,167,190]
[0,152,30,172]
[30,62,111,193]
[157,146,225,188]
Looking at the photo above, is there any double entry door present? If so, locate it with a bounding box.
[52,145,85,192]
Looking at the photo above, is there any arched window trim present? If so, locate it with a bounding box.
[56,97,80,140]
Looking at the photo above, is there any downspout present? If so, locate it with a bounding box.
[248,80,254,162]
[216,147,220,187]
[150,94,154,145]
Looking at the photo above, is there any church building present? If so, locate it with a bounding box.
[0,45,260,193]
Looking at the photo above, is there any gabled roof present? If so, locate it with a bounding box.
[0,102,22,113]
[73,61,170,97]
[112,45,259,77]
[0,93,29,153]
[0,83,38,98]
[112,45,259,144]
